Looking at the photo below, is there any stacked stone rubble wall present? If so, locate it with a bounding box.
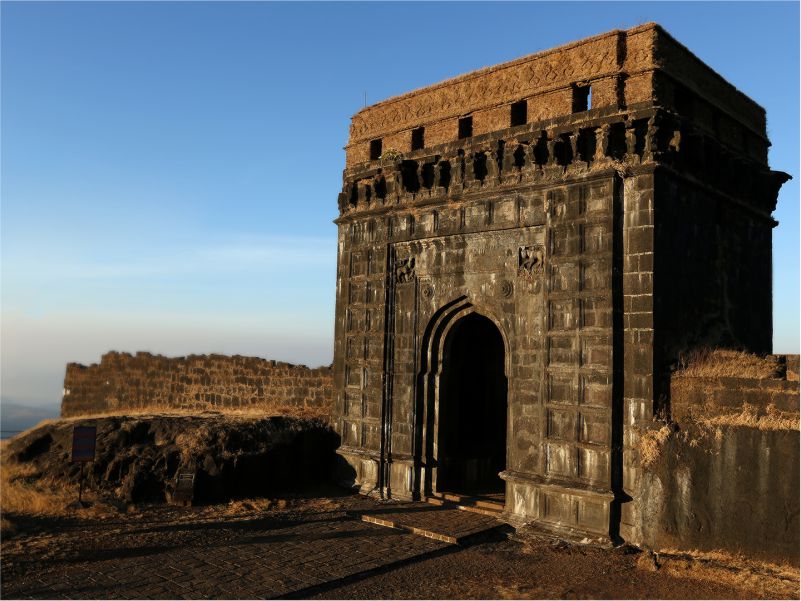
[671,367,800,422]
[61,352,333,417]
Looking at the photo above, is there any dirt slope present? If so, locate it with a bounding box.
[2,413,338,505]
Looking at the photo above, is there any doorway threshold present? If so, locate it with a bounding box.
[426,491,505,516]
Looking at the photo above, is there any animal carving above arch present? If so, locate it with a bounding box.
[518,245,544,276]
[395,256,416,284]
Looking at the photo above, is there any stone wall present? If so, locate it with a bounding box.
[61,352,333,418]
[671,377,799,423]
[630,356,800,563]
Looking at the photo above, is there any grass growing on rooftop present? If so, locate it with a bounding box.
[696,403,799,432]
[676,348,782,379]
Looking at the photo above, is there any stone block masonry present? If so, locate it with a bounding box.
[61,352,333,418]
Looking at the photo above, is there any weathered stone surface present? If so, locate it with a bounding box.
[636,423,799,564]
[61,352,333,417]
[331,22,791,555]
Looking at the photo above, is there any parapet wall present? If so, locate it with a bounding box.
[631,353,800,563]
[346,23,768,167]
[62,352,333,418]
[670,352,799,421]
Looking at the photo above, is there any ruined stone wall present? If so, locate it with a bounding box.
[61,352,333,418]
[632,357,800,563]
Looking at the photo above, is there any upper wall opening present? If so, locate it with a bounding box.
[458,116,473,139]
[412,127,425,150]
[572,84,592,113]
[370,139,383,160]
[510,100,527,127]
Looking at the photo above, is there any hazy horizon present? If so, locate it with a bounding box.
[2,2,799,416]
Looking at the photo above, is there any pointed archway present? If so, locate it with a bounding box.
[437,312,508,496]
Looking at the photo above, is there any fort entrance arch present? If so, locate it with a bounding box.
[436,312,507,498]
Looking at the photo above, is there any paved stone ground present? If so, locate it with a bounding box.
[1,493,455,600]
[310,533,800,600]
[3,492,797,600]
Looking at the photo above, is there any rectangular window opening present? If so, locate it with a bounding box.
[572,84,592,113]
[370,139,383,160]
[458,116,473,139]
[510,100,527,127]
[411,127,425,151]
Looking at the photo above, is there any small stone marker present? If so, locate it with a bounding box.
[173,471,196,506]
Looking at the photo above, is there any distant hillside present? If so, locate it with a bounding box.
[1,402,60,438]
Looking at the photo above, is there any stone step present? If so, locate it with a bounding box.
[356,502,506,545]
[426,492,506,516]
[424,497,503,517]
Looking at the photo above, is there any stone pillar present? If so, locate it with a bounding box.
[568,131,579,166]
[619,169,657,545]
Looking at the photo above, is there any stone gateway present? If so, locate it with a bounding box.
[331,24,789,545]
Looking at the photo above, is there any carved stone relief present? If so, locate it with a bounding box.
[395,257,416,284]
[518,245,544,277]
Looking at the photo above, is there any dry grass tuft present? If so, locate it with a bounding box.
[1,453,117,519]
[1,461,73,516]
[677,348,781,379]
[638,425,673,468]
[174,423,214,463]
[638,547,800,599]
[697,403,799,432]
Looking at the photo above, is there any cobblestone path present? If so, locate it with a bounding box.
[3,493,794,600]
[1,495,456,599]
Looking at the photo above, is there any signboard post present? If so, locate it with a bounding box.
[172,471,196,506]
[71,425,97,505]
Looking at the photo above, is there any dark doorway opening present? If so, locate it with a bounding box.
[437,313,507,498]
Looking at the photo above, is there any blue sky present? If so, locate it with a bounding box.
[2,1,798,412]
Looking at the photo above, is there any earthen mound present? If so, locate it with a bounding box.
[2,414,339,505]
